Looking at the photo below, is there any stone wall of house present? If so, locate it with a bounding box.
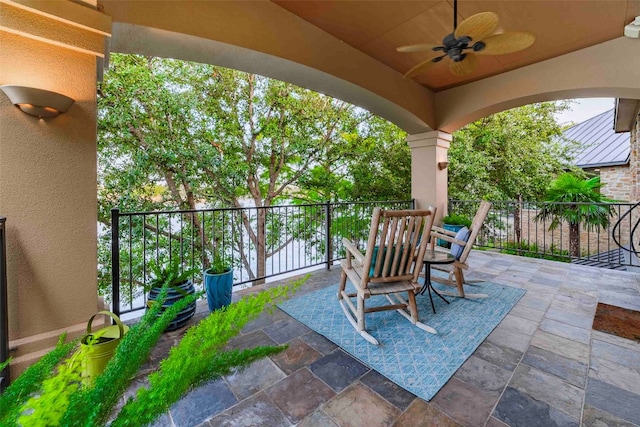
[631,108,640,201]
[507,207,636,257]
[520,106,639,257]
[600,165,631,201]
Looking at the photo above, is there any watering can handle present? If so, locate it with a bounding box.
[86,310,125,339]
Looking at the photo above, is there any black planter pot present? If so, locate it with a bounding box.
[147,279,197,331]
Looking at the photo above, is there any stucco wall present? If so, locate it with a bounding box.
[409,131,450,221]
[0,2,105,369]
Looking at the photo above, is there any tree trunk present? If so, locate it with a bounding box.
[569,222,580,258]
[514,195,522,247]
[254,209,267,286]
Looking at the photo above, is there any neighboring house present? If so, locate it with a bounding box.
[614,98,640,203]
[523,101,640,269]
[564,108,631,201]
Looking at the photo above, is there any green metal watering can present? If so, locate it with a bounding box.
[81,311,128,383]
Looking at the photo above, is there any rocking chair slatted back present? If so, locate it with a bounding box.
[427,200,492,299]
[363,208,433,285]
[338,207,437,345]
[457,200,492,265]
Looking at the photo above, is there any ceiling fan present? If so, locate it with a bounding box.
[397,0,535,78]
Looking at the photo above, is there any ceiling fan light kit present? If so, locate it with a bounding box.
[397,0,535,78]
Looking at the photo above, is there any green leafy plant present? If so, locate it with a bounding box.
[110,285,297,426]
[0,335,76,426]
[499,241,570,263]
[205,251,231,275]
[448,101,577,202]
[147,257,200,290]
[17,338,93,426]
[534,173,616,257]
[442,213,472,227]
[0,276,305,426]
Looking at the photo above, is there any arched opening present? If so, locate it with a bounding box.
[108,22,436,134]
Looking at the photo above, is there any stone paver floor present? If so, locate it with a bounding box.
[131,251,640,427]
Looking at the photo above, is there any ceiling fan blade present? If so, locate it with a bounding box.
[454,12,499,42]
[475,32,536,55]
[396,43,441,53]
[449,53,478,77]
[404,56,443,78]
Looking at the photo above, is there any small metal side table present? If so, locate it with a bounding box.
[421,249,455,313]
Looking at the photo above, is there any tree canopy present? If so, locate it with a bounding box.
[98,55,411,214]
[97,53,583,297]
[448,102,578,202]
[97,54,411,291]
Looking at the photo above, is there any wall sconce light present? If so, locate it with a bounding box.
[438,161,449,170]
[0,85,74,118]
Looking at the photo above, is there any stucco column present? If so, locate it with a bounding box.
[0,0,110,376]
[408,131,451,222]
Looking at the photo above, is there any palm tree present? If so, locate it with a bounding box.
[534,173,615,257]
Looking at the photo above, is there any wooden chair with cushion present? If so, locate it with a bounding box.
[428,200,492,299]
[338,207,436,345]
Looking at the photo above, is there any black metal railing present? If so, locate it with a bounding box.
[0,217,9,392]
[613,200,640,259]
[449,199,639,269]
[110,200,414,316]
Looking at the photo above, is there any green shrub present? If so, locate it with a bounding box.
[0,335,76,426]
[205,251,231,275]
[18,342,88,426]
[500,241,569,262]
[1,276,305,426]
[442,213,472,227]
[147,257,200,289]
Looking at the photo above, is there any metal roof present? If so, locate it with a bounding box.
[563,109,630,168]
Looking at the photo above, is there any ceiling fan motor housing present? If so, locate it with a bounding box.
[397,4,535,78]
[443,33,460,47]
[442,33,475,61]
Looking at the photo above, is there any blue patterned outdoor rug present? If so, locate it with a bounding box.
[278,278,525,401]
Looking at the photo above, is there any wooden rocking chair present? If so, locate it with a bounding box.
[338,207,436,345]
[428,200,492,299]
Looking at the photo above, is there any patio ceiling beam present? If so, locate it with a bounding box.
[2,0,111,36]
[0,0,110,57]
[102,0,437,134]
[615,98,640,132]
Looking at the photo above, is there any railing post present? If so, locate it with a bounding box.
[325,201,332,270]
[0,217,9,392]
[111,208,121,318]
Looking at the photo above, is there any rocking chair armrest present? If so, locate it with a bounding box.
[342,238,365,264]
[430,230,468,246]
[431,225,457,236]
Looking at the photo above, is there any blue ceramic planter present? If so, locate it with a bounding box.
[438,224,465,248]
[203,268,233,312]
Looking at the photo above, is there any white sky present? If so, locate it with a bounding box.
[555,98,615,126]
